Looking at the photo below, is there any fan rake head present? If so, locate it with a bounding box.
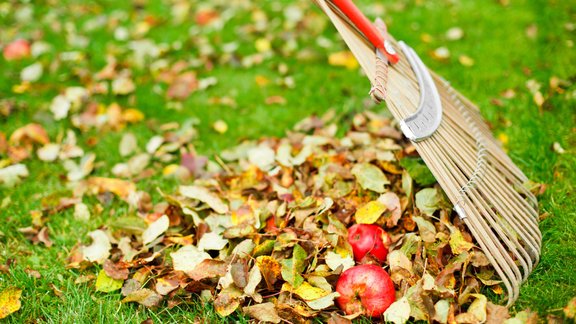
[313,0,541,304]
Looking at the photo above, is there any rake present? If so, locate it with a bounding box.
[312,0,541,305]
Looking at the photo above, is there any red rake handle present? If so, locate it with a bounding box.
[332,0,399,64]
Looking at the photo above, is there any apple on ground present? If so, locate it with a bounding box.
[348,224,391,264]
[335,264,396,317]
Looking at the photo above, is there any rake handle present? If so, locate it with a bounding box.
[331,0,399,64]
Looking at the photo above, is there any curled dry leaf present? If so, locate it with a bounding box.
[142,215,169,245]
[179,185,229,214]
[0,164,29,187]
[81,230,111,264]
[9,123,49,146]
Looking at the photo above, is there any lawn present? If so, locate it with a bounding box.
[1,0,575,322]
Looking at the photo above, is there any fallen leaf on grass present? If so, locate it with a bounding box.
[378,192,402,227]
[352,163,389,193]
[243,302,282,323]
[328,51,359,69]
[0,287,22,319]
[9,123,49,145]
[170,245,211,273]
[282,281,330,301]
[21,62,43,82]
[325,251,354,272]
[103,260,129,280]
[486,302,510,323]
[155,278,179,296]
[81,230,111,264]
[415,188,441,216]
[122,288,162,307]
[87,177,136,200]
[214,288,242,316]
[449,228,475,255]
[0,164,29,187]
[179,185,229,214]
[37,143,60,162]
[564,297,576,319]
[197,232,228,251]
[142,215,169,245]
[36,226,53,247]
[306,292,339,310]
[467,294,487,323]
[384,297,411,324]
[354,200,386,224]
[281,244,307,288]
[187,259,228,281]
[95,270,123,293]
[256,256,282,290]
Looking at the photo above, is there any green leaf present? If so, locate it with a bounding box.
[95,270,124,293]
[351,163,389,193]
[415,188,441,216]
[399,158,436,186]
[281,244,306,288]
[412,216,437,243]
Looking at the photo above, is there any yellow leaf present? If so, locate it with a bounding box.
[87,177,136,200]
[449,229,474,255]
[162,164,180,176]
[214,288,242,316]
[0,287,22,319]
[355,200,387,224]
[328,51,359,69]
[95,270,123,293]
[256,256,282,290]
[468,294,487,323]
[458,55,475,67]
[255,38,271,52]
[282,281,330,301]
[213,120,228,134]
[123,108,145,123]
[255,75,270,87]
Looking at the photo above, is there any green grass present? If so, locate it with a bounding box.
[1,0,575,322]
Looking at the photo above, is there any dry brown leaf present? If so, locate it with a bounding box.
[87,177,136,200]
[103,259,129,280]
[243,302,282,324]
[256,256,282,290]
[187,259,228,281]
[122,289,162,307]
[485,302,510,324]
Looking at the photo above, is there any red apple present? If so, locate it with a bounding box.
[3,39,31,61]
[348,224,391,264]
[335,264,395,317]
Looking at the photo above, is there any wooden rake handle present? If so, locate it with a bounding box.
[331,0,399,64]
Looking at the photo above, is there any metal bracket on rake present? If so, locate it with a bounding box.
[398,41,443,142]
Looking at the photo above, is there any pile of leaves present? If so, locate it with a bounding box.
[64,110,527,323]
